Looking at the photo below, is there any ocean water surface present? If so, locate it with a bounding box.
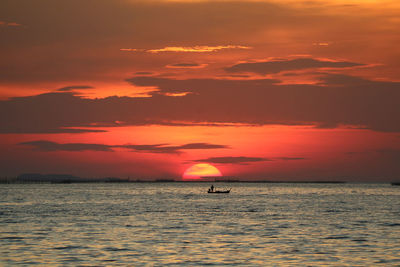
[1,183,400,265]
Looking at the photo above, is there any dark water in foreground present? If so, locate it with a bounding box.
[1,183,400,266]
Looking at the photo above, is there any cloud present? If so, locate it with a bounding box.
[19,140,113,152]
[1,0,399,87]
[119,48,141,52]
[192,156,306,164]
[120,142,228,154]
[162,92,192,97]
[0,127,105,134]
[19,140,228,154]
[119,46,251,54]
[225,58,364,74]
[146,45,251,53]
[126,73,400,132]
[313,42,330,46]
[118,144,178,153]
[193,156,271,164]
[0,21,22,27]
[166,63,207,69]
[1,71,399,133]
[179,143,228,149]
[57,85,93,92]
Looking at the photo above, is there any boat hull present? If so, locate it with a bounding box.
[207,190,230,194]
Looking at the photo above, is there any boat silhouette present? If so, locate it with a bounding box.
[208,188,231,193]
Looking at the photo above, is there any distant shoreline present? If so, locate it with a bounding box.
[1,174,398,184]
[2,180,396,184]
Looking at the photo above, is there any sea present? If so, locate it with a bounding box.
[1,183,399,266]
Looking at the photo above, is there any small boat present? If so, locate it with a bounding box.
[208,188,231,194]
[391,182,400,186]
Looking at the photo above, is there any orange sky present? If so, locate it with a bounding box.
[0,0,399,181]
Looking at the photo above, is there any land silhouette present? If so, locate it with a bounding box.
[0,173,352,184]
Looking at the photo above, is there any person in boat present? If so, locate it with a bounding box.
[210,184,214,192]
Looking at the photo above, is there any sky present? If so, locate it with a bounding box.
[1,0,399,181]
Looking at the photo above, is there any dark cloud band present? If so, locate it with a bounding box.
[1,71,399,134]
[225,58,364,74]
[192,156,306,164]
[19,140,229,154]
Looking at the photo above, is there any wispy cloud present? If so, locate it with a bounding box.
[19,140,113,152]
[179,143,228,149]
[118,144,177,153]
[0,21,22,27]
[192,156,306,164]
[119,48,141,52]
[120,45,251,53]
[225,58,364,74]
[19,141,229,154]
[119,142,228,154]
[166,63,208,69]
[57,85,93,92]
[162,92,192,97]
[193,156,271,164]
[313,42,330,46]
[149,45,251,53]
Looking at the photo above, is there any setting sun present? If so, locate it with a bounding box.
[182,163,222,180]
